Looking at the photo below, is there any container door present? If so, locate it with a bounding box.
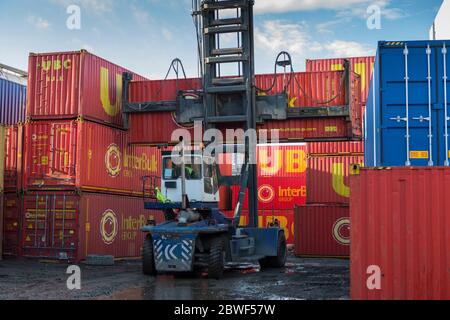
[22,194,79,260]
[381,44,439,166]
[50,123,77,178]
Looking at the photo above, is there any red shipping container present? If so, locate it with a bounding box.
[223,209,296,245]
[307,154,364,204]
[350,167,450,300]
[307,141,364,155]
[294,204,350,257]
[27,50,147,128]
[23,120,161,195]
[4,125,23,192]
[2,193,22,256]
[127,71,362,144]
[231,144,308,211]
[21,192,163,261]
[306,56,375,106]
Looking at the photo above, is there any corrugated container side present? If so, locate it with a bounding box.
[307,155,364,204]
[230,144,307,211]
[2,193,22,256]
[294,204,350,257]
[306,56,375,105]
[0,192,3,259]
[27,51,147,128]
[0,126,5,192]
[23,120,161,195]
[350,167,450,300]
[307,141,364,155]
[0,76,27,125]
[4,125,23,192]
[22,192,164,261]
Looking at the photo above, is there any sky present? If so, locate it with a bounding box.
[0,0,444,79]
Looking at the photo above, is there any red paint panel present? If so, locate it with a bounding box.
[307,141,364,155]
[294,204,350,257]
[21,192,163,261]
[307,155,364,204]
[2,193,22,256]
[223,209,296,245]
[306,56,375,105]
[23,120,161,195]
[350,167,450,300]
[27,51,147,128]
[3,125,23,192]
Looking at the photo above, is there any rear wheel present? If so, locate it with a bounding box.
[259,232,287,268]
[208,238,225,279]
[142,235,156,276]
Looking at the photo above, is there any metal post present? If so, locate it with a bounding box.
[443,44,449,166]
[404,45,411,166]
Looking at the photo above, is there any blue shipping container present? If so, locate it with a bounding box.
[366,40,450,166]
[0,74,27,125]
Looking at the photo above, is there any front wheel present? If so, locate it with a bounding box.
[142,234,156,276]
[208,238,225,279]
[259,232,287,268]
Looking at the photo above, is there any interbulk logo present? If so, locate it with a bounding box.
[105,144,122,178]
[332,218,350,246]
[258,185,275,203]
[100,209,118,245]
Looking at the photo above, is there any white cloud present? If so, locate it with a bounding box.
[254,0,370,14]
[27,16,51,29]
[324,40,374,57]
[51,0,114,14]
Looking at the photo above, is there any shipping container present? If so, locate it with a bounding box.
[0,74,27,125]
[223,209,296,245]
[366,40,450,167]
[0,125,5,192]
[229,144,308,211]
[306,56,375,106]
[23,120,161,195]
[294,204,350,257]
[307,141,364,155]
[0,192,3,259]
[350,167,450,300]
[21,191,163,261]
[2,193,21,256]
[127,71,362,144]
[27,50,147,128]
[307,154,364,204]
[4,125,23,192]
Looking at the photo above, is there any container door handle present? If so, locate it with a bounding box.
[412,116,431,122]
[390,116,408,123]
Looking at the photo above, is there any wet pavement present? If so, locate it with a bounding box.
[0,256,349,300]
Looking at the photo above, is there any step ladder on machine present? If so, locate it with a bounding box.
[200,0,259,228]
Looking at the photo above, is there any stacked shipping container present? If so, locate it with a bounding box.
[1,67,27,259]
[294,141,364,257]
[13,50,165,261]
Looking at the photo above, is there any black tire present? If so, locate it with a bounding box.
[142,235,156,276]
[259,232,287,268]
[208,237,225,279]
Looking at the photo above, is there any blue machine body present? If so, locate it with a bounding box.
[365,40,450,167]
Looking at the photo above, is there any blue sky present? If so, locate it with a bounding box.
[0,0,443,78]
